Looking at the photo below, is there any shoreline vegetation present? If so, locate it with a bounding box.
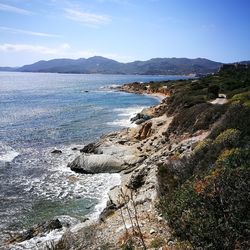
[6,63,250,249]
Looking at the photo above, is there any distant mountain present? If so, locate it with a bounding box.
[239,60,250,65]
[124,57,222,75]
[0,56,222,75]
[0,66,18,72]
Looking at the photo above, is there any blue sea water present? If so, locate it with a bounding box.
[0,72,185,246]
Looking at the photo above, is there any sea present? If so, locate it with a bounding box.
[0,72,185,248]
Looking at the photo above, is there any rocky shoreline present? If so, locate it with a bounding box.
[51,84,208,249]
[5,64,250,249]
[5,83,205,249]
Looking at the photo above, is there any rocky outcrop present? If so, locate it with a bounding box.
[130,113,151,125]
[127,166,149,190]
[44,89,213,249]
[118,82,172,97]
[135,121,152,140]
[68,154,126,174]
[80,142,99,154]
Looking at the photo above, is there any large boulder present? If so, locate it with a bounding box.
[68,154,125,174]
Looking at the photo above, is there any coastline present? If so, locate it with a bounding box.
[5,64,250,250]
[47,86,206,249]
[144,92,167,101]
[4,87,165,250]
[5,85,189,249]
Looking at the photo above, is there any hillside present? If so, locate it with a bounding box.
[0,56,222,75]
[117,63,250,249]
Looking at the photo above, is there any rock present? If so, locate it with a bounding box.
[130,113,151,124]
[80,143,98,154]
[150,229,156,234]
[135,118,146,125]
[55,215,81,228]
[71,147,78,151]
[51,149,62,154]
[7,219,62,244]
[117,139,128,145]
[68,154,125,174]
[127,167,148,190]
[130,113,141,122]
[99,199,117,222]
[135,121,152,140]
[167,240,175,246]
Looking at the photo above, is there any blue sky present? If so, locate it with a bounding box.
[0,0,249,66]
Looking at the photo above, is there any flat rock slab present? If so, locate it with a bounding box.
[68,154,125,174]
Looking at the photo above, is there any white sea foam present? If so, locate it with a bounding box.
[90,173,121,220]
[7,146,121,250]
[99,84,120,90]
[107,106,146,127]
[10,228,65,250]
[0,143,19,163]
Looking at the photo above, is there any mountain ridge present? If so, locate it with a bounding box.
[0,56,222,75]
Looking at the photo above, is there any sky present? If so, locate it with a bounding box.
[0,0,250,67]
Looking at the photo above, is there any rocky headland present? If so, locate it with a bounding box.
[5,63,250,249]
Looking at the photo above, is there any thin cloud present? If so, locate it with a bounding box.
[0,43,132,62]
[0,26,60,38]
[0,43,70,55]
[64,8,111,27]
[0,3,32,15]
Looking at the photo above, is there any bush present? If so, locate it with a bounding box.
[160,164,250,249]
[213,128,241,148]
[216,148,250,169]
[209,103,250,140]
[231,91,250,106]
[159,66,250,249]
[207,85,220,99]
[166,103,227,136]
[192,138,213,156]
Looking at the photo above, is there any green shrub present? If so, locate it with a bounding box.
[160,164,250,249]
[166,103,227,136]
[213,128,241,148]
[216,148,250,168]
[192,138,213,155]
[209,103,250,140]
[157,164,181,195]
[159,66,250,249]
[231,91,250,106]
[207,85,220,99]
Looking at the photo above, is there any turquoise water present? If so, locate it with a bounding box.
[0,72,185,241]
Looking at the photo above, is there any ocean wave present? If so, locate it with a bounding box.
[0,143,19,163]
[99,84,120,90]
[2,143,121,249]
[107,106,146,127]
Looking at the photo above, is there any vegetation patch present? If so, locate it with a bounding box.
[165,103,227,136]
[158,65,250,249]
